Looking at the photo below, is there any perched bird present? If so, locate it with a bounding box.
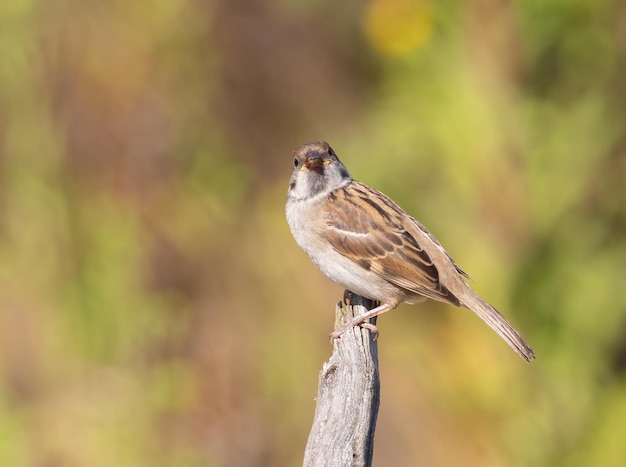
[286,141,535,362]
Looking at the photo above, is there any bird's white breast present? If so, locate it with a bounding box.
[286,195,403,303]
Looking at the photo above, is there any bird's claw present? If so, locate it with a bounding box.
[329,319,379,341]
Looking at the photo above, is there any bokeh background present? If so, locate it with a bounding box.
[1,0,626,465]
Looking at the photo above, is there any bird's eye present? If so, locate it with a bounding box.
[328,148,334,156]
[294,158,299,168]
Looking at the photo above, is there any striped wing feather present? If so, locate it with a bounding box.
[323,182,461,305]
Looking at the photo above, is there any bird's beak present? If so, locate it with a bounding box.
[303,156,328,171]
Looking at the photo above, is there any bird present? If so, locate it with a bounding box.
[285,141,535,362]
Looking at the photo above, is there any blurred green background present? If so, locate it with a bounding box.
[1,0,625,465]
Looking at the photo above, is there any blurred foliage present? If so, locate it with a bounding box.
[0,0,625,466]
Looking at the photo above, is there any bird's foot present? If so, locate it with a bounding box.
[329,317,379,341]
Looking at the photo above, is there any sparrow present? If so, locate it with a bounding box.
[286,141,535,362]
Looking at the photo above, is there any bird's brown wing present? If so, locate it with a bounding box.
[322,182,462,305]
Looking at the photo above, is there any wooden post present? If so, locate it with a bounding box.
[303,291,381,467]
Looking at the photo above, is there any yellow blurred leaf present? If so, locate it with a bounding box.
[364,0,434,55]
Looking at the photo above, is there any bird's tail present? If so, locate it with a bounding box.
[460,292,535,362]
